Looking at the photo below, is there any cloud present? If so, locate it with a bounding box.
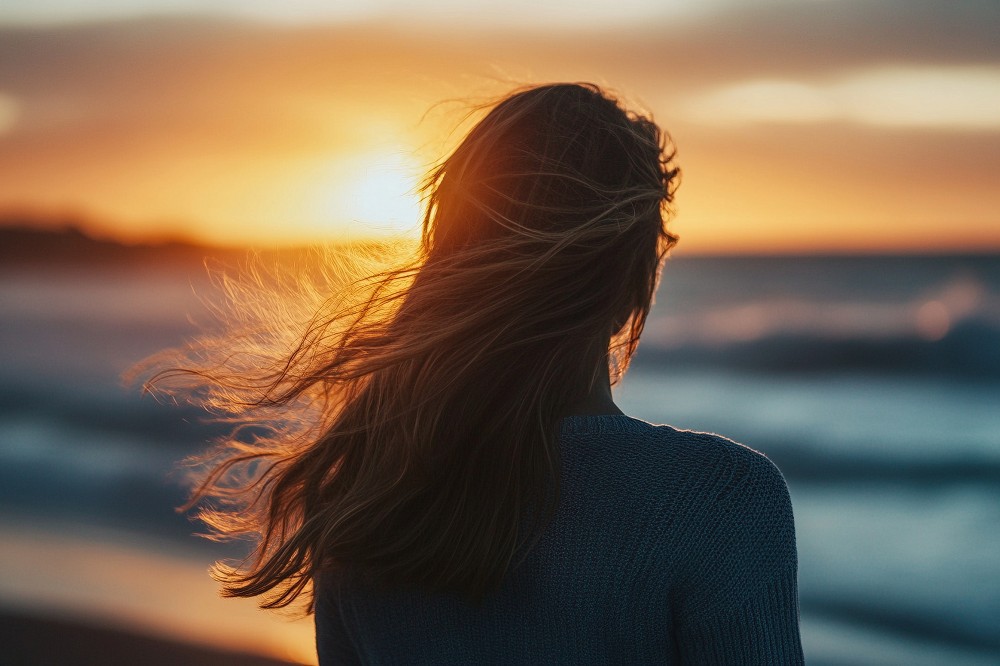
[0,0,838,29]
[0,10,997,249]
[0,92,18,134]
[683,67,1000,130]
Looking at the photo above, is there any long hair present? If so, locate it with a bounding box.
[138,82,679,608]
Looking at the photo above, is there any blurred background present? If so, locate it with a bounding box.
[1,1,998,664]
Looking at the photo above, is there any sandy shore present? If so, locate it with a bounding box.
[0,608,303,665]
[0,517,317,664]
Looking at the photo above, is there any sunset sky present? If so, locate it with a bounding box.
[1,0,998,252]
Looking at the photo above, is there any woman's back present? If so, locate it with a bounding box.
[140,82,803,664]
[316,415,802,664]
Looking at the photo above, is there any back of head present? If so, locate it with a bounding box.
[419,82,678,382]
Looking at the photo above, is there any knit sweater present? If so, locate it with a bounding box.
[314,414,804,664]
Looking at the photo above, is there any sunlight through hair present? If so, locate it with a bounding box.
[133,82,679,610]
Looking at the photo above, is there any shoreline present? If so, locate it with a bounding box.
[0,607,303,666]
[0,516,317,665]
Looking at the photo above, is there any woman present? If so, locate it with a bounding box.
[145,82,803,664]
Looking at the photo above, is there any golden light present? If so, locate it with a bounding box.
[0,521,316,664]
[302,147,425,240]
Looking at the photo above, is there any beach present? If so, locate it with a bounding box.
[2,236,999,664]
[1,609,299,666]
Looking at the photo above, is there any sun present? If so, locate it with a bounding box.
[305,147,425,240]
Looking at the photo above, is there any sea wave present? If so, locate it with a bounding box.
[639,270,1000,377]
[637,316,1000,378]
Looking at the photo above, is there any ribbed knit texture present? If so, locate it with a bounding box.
[315,415,804,664]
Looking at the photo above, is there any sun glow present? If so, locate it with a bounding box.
[304,148,425,240]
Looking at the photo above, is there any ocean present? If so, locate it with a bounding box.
[1,250,998,664]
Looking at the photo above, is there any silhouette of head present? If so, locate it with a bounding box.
[421,82,679,371]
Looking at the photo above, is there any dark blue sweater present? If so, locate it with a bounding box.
[315,415,804,664]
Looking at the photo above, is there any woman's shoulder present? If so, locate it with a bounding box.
[560,414,792,522]
[660,423,787,486]
[652,421,792,514]
[561,414,783,482]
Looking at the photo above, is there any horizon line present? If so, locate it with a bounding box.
[3,222,1000,259]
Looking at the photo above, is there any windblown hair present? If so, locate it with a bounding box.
[139,82,679,608]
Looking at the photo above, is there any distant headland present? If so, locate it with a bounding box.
[0,217,231,269]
